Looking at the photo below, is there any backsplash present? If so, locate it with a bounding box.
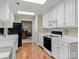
[63,27,78,37]
[52,27,78,37]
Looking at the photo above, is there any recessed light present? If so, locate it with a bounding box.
[22,0,47,5]
[17,11,35,15]
[17,2,20,5]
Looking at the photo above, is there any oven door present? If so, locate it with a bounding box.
[43,36,51,52]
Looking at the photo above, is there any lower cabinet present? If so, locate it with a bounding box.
[52,39,78,59]
[59,42,69,59]
[38,34,43,47]
[52,39,60,59]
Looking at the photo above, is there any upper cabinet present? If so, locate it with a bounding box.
[64,0,76,27]
[48,7,57,28]
[0,0,14,28]
[57,3,65,27]
[42,0,78,28]
[43,13,49,28]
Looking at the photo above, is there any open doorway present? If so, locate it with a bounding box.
[21,21,32,43]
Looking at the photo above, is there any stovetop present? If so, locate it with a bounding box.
[45,34,62,38]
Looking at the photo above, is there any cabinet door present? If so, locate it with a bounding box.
[57,3,65,27]
[52,8,57,20]
[0,0,8,21]
[43,13,49,28]
[48,7,57,28]
[49,7,57,20]
[65,0,76,27]
[38,34,43,47]
[59,47,68,59]
[48,20,57,28]
[59,42,69,59]
[52,39,59,59]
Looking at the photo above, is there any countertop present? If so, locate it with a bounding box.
[39,33,78,43]
[62,36,78,43]
[0,35,18,48]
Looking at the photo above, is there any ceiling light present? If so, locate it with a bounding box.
[22,0,47,5]
[17,11,35,15]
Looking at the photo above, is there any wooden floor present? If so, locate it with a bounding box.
[16,43,54,59]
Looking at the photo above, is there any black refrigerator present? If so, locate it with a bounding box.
[8,23,22,47]
[0,28,4,35]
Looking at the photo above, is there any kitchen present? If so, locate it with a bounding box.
[0,0,78,59]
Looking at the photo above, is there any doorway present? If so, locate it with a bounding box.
[21,21,32,43]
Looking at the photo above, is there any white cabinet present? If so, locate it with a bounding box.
[64,0,76,27]
[38,34,43,47]
[0,0,10,22]
[57,3,65,27]
[57,0,77,27]
[48,7,57,28]
[42,0,77,28]
[52,39,60,59]
[0,0,14,28]
[59,41,69,59]
[43,13,49,28]
[52,37,78,59]
[48,20,57,28]
[49,8,57,20]
[59,41,78,59]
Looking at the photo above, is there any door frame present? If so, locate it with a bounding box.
[20,19,34,41]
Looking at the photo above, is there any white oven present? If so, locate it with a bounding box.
[43,31,62,56]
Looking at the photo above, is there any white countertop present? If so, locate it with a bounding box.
[0,35,18,48]
[42,33,78,43]
[62,36,78,43]
[0,35,18,59]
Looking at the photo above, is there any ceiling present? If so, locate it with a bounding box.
[9,0,63,15]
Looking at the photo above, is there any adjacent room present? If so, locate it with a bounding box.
[21,21,32,43]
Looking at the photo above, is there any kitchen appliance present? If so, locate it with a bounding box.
[44,36,51,51]
[0,28,4,35]
[43,31,62,55]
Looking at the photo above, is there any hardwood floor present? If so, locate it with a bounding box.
[16,43,54,59]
